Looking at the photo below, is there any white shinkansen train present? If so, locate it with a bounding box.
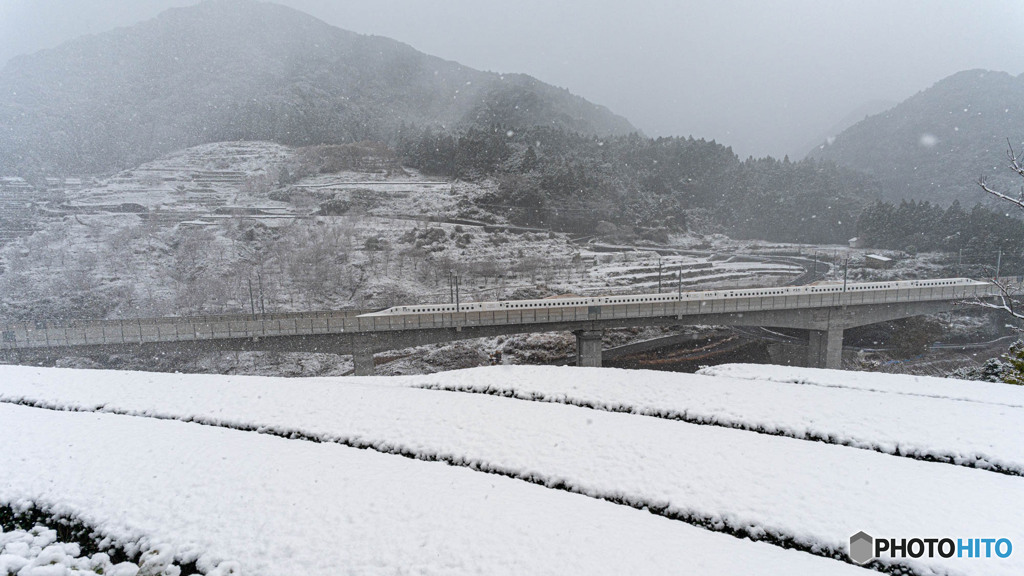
[358,277,991,317]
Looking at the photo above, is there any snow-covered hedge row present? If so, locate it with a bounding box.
[2,365,1021,575]
[2,524,143,576]
[0,403,866,576]
[0,506,197,576]
[415,365,1024,475]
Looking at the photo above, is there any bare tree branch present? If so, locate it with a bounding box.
[968,139,1024,327]
[979,178,1024,210]
[978,138,1024,210]
[1008,139,1024,178]
[966,277,1024,321]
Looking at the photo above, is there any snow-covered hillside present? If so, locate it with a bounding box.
[1,363,1021,575]
[1,142,805,322]
[0,141,818,376]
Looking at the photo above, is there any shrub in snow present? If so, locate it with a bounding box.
[950,340,1024,385]
[410,227,447,249]
[423,344,488,370]
[999,340,1024,386]
[362,236,388,251]
[949,360,1003,382]
[1,503,198,576]
[0,524,149,576]
[137,542,181,576]
[205,561,241,576]
[53,357,103,370]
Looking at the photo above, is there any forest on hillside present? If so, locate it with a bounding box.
[857,200,1024,273]
[396,126,875,245]
[393,125,1023,263]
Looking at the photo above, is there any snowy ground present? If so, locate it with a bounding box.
[1,363,1022,575]
[700,364,1024,405]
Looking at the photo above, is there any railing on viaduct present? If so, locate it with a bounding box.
[0,282,999,354]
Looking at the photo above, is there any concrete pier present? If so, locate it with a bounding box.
[807,328,843,369]
[353,345,376,376]
[575,330,603,368]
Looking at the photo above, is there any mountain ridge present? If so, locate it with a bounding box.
[0,0,635,176]
[807,69,1024,205]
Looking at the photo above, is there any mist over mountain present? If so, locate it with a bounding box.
[0,0,634,176]
[792,99,896,160]
[808,70,1024,205]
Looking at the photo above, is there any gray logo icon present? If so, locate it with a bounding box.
[849,531,874,564]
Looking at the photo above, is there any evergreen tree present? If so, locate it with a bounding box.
[1001,340,1024,385]
[982,358,1009,383]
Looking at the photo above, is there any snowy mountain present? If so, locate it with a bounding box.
[807,69,1024,205]
[0,0,635,176]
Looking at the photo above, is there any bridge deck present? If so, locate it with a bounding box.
[0,282,998,351]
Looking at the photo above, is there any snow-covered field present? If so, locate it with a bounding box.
[1,363,1022,575]
[417,364,1024,474]
[6,403,870,576]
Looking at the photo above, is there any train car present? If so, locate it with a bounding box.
[356,277,990,317]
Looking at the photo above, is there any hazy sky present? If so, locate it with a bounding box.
[1,0,1021,159]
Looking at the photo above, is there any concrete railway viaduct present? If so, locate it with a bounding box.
[0,281,998,375]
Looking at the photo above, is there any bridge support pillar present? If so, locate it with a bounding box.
[575,330,603,368]
[807,328,843,369]
[352,342,376,376]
